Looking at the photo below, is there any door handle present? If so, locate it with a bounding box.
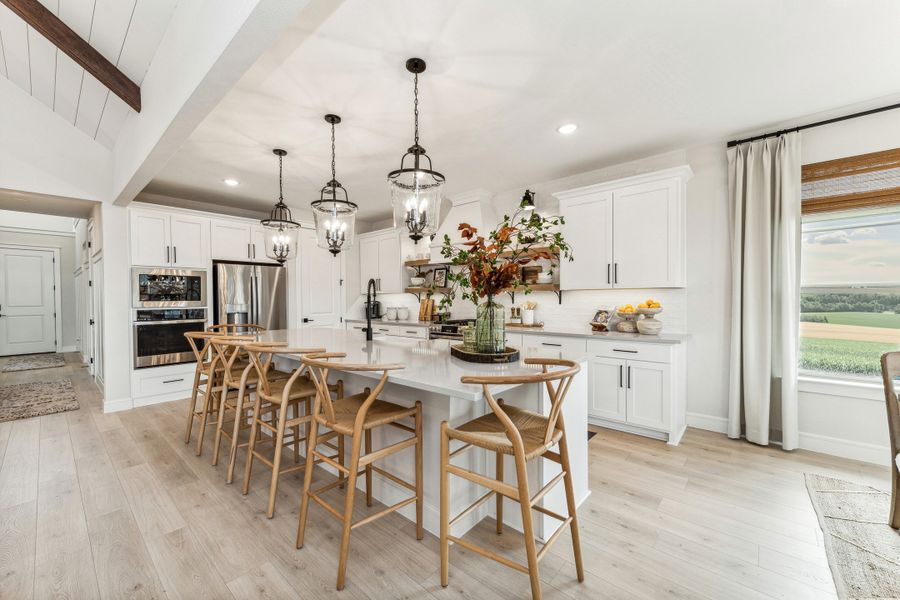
[162,378,184,384]
[619,365,623,388]
[612,348,638,354]
[302,318,314,323]
[248,244,251,259]
[252,244,256,259]
[627,366,632,389]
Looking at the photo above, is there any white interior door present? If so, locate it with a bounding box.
[0,248,57,356]
[299,229,342,327]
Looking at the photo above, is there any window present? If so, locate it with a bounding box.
[799,149,900,379]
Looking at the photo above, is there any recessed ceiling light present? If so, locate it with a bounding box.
[223,178,239,187]
[557,123,578,135]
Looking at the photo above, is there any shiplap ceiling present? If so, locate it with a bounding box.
[0,0,177,148]
[146,0,900,221]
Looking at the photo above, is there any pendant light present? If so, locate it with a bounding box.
[520,189,536,211]
[311,114,358,256]
[387,57,445,242]
[260,149,300,263]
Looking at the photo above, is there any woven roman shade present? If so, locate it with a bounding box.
[802,148,900,214]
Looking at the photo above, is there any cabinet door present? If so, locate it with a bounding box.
[519,334,586,360]
[612,178,680,288]
[359,237,380,294]
[169,214,209,268]
[625,360,670,430]
[377,233,402,293]
[251,227,279,263]
[210,220,252,262]
[559,192,613,290]
[588,356,626,421]
[130,210,170,266]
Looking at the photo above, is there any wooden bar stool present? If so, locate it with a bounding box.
[209,336,286,481]
[241,343,335,518]
[208,323,267,334]
[183,331,226,452]
[296,353,423,591]
[881,351,900,529]
[440,358,584,600]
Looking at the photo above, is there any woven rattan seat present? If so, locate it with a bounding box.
[453,404,563,460]
[323,392,419,435]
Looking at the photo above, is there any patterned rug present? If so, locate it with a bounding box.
[805,473,900,599]
[0,379,79,422]
[2,353,66,372]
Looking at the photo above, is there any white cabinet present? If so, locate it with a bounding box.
[130,209,209,268]
[588,356,627,421]
[211,219,254,262]
[357,229,403,294]
[585,338,685,445]
[555,166,691,290]
[251,227,279,263]
[517,334,586,360]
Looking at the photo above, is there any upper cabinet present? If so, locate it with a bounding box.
[209,220,279,263]
[130,209,209,268]
[357,229,403,294]
[555,166,691,290]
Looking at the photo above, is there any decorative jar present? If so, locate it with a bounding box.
[475,297,506,354]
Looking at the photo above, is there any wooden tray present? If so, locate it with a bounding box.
[450,345,520,364]
[507,322,544,329]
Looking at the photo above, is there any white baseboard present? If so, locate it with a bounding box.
[103,397,133,413]
[798,432,890,466]
[59,345,77,353]
[686,412,729,434]
[133,392,190,409]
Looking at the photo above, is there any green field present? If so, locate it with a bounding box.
[799,337,898,376]
[801,312,900,328]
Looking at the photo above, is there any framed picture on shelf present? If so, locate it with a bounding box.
[432,267,448,288]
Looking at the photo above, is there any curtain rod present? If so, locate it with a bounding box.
[726,101,900,148]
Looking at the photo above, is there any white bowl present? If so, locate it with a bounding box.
[637,307,663,316]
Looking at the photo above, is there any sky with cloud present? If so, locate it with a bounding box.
[801,211,900,286]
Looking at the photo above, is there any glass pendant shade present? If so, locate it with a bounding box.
[311,114,357,256]
[387,58,445,241]
[261,148,300,264]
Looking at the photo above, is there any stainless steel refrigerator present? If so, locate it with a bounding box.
[213,261,287,330]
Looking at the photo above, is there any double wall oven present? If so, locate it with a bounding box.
[132,268,207,369]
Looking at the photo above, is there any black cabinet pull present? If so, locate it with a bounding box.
[173,246,177,264]
[406,330,418,334]
[614,263,618,284]
[627,366,632,389]
[166,246,170,263]
[612,348,638,354]
[541,342,562,347]
[607,263,611,285]
[163,378,184,384]
[618,365,623,388]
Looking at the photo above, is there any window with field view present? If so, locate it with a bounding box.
[800,208,900,378]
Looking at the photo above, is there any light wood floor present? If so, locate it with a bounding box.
[0,353,891,599]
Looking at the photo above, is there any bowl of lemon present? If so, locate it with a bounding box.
[636,299,663,334]
[616,304,639,333]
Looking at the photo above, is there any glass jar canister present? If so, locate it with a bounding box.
[474,297,505,354]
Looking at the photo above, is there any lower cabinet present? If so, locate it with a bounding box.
[586,339,685,445]
[345,321,428,340]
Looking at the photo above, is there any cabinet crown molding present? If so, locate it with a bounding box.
[552,165,693,200]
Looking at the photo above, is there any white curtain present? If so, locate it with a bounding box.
[727,133,801,449]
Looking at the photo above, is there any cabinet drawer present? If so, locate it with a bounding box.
[394,326,428,339]
[133,368,194,398]
[520,335,586,360]
[372,324,400,336]
[586,340,671,363]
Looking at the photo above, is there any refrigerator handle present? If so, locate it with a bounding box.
[251,269,258,326]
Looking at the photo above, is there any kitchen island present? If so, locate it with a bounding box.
[255,328,589,540]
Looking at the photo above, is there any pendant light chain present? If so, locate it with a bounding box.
[331,119,337,182]
[278,152,284,201]
[413,71,419,146]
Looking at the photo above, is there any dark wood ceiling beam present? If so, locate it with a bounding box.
[1,0,141,112]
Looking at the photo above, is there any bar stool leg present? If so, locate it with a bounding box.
[336,436,362,590]
[195,382,215,456]
[495,450,504,534]
[226,384,249,484]
[242,393,263,495]
[364,429,373,507]
[440,421,450,587]
[296,418,319,549]
[558,425,584,581]
[338,434,345,489]
[414,401,423,540]
[514,453,542,600]
[211,386,230,466]
[292,400,302,463]
[185,367,202,444]
[267,401,290,518]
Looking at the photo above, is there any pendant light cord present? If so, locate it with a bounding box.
[278,153,284,202]
[331,120,337,181]
[413,72,419,146]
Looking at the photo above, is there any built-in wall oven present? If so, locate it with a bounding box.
[133,308,207,368]
[132,268,206,308]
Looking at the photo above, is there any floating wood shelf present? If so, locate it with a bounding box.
[498,246,559,260]
[404,258,449,268]
[502,283,562,304]
[405,286,451,301]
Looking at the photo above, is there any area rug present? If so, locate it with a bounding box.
[2,353,66,372]
[805,473,900,599]
[0,379,79,422]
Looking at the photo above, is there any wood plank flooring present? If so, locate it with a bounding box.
[0,352,891,599]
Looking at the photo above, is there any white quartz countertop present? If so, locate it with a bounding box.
[255,328,583,401]
[345,318,431,328]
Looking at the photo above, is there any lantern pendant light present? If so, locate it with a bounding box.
[311,114,358,256]
[260,149,300,264]
[387,58,445,242]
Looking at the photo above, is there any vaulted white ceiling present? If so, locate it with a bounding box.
[137,0,900,219]
[0,0,177,148]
